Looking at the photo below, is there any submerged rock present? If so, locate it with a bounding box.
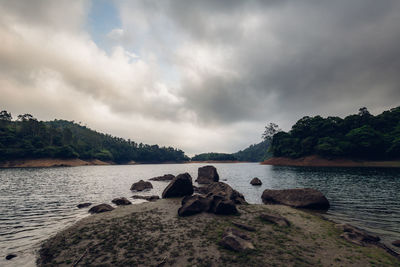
[162,173,194,198]
[76,202,92,209]
[250,177,262,185]
[130,180,153,191]
[131,195,160,201]
[111,197,132,206]
[149,174,175,181]
[196,165,219,184]
[260,213,290,227]
[88,204,114,214]
[261,188,330,210]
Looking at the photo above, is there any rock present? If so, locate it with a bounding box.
[260,213,290,227]
[209,195,238,215]
[111,197,132,206]
[392,240,400,247]
[131,195,160,201]
[219,228,254,252]
[224,227,252,240]
[232,221,256,232]
[250,177,262,186]
[206,182,247,205]
[196,165,219,184]
[149,174,175,181]
[5,254,17,260]
[193,186,209,194]
[336,224,380,246]
[261,188,330,210]
[178,195,212,216]
[162,173,194,198]
[88,204,114,214]
[76,202,92,209]
[130,180,153,191]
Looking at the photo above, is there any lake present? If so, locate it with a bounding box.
[1,163,400,266]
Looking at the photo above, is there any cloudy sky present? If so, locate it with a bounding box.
[1,0,400,155]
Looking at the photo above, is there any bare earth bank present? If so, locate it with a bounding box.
[262,155,400,168]
[37,199,399,267]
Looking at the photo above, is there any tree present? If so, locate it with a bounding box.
[0,110,12,121]
[17,114,37,122]
[262,123,281,141]
[358,107,370,116]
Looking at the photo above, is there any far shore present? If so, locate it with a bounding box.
[262,155,400,168]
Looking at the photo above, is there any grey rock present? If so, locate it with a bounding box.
[111,197,132,206]
[162,173,194,198]
[88,204,114,214]
[130,180,153,191]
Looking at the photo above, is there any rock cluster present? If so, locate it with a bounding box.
[261,188,330,210]
[130,180,153,191]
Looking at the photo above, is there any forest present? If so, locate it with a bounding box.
[0,111,189,163]
[270,106,400,160]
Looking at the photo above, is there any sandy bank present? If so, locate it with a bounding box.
[0,158,111,168]
[262,155,400,168]
[37,199,399,266]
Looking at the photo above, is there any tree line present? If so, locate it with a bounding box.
[269,106,400,160]
[0,110,189,163]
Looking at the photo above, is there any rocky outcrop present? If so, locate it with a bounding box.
[162,173,194,198]
[130,180,153,191]
[392,240,400,247]
[250,177,262,186]
[131,195,160,201]
[219,228,254,252]
[178,195,212,216]
[336,224,380,246]
[88,204,114,214]
[261,188,330,210]
[76,202,92,209]
[149,174,175,181]
[196,165,219,184]
[111,197,132,206]
[260,213,290,227]
[206,182,247,205]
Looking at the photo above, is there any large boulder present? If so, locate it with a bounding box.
[131,195,160,201]
[149,174,175,181]
[250,177,262,186]
[178,195,212,216]
[88,204,114,214]
[219,228,254,252]
[130,180,153,191]
[261,188,330,210]
[206,182,247,205]
[196,165,219,184]
[162,173,194,198]
[111,197,132,206]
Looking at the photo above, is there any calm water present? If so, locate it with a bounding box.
[1,163,400,266]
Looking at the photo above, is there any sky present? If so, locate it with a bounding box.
[1,0,400,156]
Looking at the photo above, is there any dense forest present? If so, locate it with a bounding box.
[0,110,189,163]
[270,106,400,160]
[191,152,237,161]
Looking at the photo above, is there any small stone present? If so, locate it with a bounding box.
[76,202,92,209]
[5,254,17,260]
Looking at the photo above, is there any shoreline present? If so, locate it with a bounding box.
[36,199,399,266]
[261,155,400,168]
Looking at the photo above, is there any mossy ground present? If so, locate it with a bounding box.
[37,199,399,267]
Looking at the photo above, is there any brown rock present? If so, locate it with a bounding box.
[261,188,330,210]
[232,221,256,232]
[149,174,175,181]
[162,173,194,198]
[206,182,247,205]
[111,197,132,205]
[250,177,262,185]
[260,213,290,227]
[193,185,209,194]
[196,165,219,184]
[336,224,380,246]
[209,195,238,215]
[178,195,212,216]
[131,195,160,201]
[130,180,153,191]
[76,202,92,209]
[219,228,254,252]
[88,204,114,214]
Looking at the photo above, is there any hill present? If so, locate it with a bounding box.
[233,140,271,162]
[0,111,188,164]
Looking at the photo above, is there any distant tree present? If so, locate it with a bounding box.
[358,107,370,116]
[17,114,37,122]
[0,110,12,121]
[262,123,281,141]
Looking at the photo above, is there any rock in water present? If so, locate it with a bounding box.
[5,254,17,260]
[76,202,92,209]
[149,174,175,181]
[131,195,160,201]
[219,228,254,252]
[196,165,219,184]
[260,213,290,227]
[178,195,211,216]
[250,177,262,185]
[261,188,330,210]
[88,204,114,214]
[162,173,194,198]
[130,180,153,191]
[111,197,132,205]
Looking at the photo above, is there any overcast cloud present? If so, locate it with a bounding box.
[0,0,400,155]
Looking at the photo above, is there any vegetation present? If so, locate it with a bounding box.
[233,140,271,162]
[191,152,237,161]
[0,110,189,163]
[270,106,400,160]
